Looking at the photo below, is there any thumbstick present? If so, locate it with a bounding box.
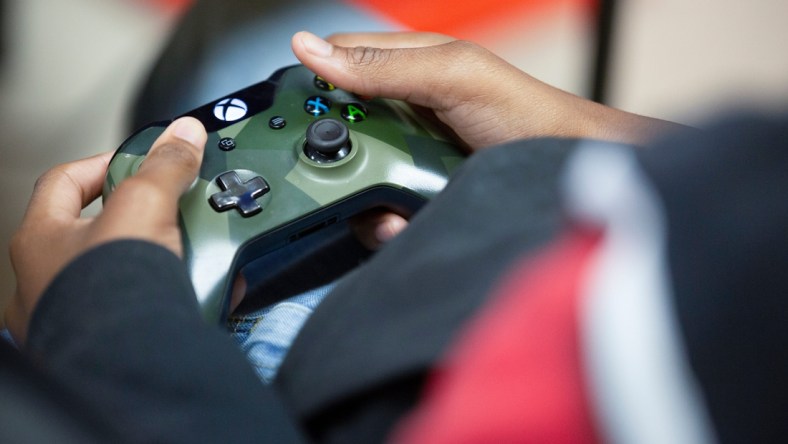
[304,118,351,162]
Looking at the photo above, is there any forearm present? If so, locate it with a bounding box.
[517,78,694,148]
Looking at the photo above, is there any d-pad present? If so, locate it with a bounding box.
[209,171,270,217]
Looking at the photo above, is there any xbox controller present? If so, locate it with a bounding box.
[103,64,465,324]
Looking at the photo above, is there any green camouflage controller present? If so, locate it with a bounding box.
[103,64,465,324]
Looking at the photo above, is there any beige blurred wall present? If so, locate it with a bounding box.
[0,0,176,325]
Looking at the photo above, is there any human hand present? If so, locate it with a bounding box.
[291,31,683,150]
[290,30,687,250]
[5,117,207,344]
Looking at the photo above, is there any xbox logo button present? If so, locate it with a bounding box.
[213,98,248,122]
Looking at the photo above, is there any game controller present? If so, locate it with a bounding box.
[103,64,465,324]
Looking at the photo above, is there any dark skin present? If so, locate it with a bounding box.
[5,32,682,345]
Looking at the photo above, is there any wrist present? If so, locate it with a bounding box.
[581,101,690,146]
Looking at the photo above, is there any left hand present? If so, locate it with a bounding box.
[5,117,207,344]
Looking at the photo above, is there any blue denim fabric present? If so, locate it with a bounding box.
[227,282,335,383]
[1,328,16,348]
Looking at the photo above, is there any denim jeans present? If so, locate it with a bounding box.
[227,282,335,384]
[1,328,15,347]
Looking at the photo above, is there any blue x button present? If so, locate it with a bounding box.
[304,96,331,116]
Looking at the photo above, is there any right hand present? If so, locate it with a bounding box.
[291,31,683,151]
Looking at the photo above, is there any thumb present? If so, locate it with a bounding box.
[134,116,207,197]
[98,117,207,255]
[291,31,486,112]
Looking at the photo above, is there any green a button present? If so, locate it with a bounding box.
[341,103,368,123]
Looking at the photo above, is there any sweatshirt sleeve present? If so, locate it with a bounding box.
[25,240,306,443]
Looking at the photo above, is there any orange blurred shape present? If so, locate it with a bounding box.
[135,0,194,14]
[347,0,597,37]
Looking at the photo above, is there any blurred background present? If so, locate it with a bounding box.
[1,0,787,324]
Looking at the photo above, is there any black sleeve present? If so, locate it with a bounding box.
[637,111,788,443]
[25,240,306,443]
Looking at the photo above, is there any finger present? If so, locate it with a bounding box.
[326,31,454,49]
[292,31,488,110]
[24,151,114,223]
[351,211,409,251]
[229,274,247,313]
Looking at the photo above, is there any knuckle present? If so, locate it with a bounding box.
[33,165,69,193]
[444,39,486,61]
[346,45,390,69]
[342,46,395,96]
[437,40,498,95]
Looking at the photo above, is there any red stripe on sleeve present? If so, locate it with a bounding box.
[390,230,601,443]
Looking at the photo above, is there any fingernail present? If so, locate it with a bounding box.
[170,117,206,146]
[300,31,334,58]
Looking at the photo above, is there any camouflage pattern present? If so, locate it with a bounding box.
[104,65,464,324]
